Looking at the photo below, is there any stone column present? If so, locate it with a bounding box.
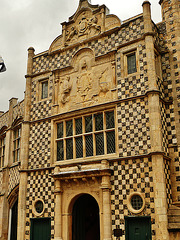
[101,161,112,240]
[54,179,63,240]
[17,47,34,240]
[152,154,169,240]
[142,2,169,239]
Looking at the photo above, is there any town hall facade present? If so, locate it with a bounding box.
[0,0,180,239]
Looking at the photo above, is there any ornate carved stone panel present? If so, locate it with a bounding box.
[65,11,101,45]
[53,48,117,114]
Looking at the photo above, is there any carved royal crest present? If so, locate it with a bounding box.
[66,14,101,44]
[77,71,93,101]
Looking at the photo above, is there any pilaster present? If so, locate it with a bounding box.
[17,47,35,240]
[152,154,169,240]
[54,178,63,240]
[101,160,112,240]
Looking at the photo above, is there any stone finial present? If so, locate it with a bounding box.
[27,47,35,75]
[142,0,152,33]
[9,97,18,108]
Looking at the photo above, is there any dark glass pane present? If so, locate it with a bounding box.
[13,151,16,162]
[95,133,104,155]
[42,81,48,99]
[57,140,64,160]
[75,118,82,135]
[35,200,43,213]
[66,138,73,159]
[127,54,137,74]
[85,116,92,133]
[66,120,73,137]
[57,122,63,138]
[85,135,93,157]
[131,195,143,210]
[106,111,115,129]
[107,131,115,154]
[76,137,83,158]
[95,113,103,131]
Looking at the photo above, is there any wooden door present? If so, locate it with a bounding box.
[30,218,51,240]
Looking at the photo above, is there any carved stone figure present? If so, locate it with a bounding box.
[66,27,78,42]
[60,76,72,104]
[77,72,92,101]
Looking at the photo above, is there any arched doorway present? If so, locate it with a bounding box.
[72,194,100,240]
[9,199,18,240]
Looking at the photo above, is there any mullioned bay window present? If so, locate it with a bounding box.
[56,110,116,161]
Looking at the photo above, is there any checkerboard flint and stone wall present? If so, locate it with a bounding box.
[28,120,51,169]
[117,97,151,158]
[12,100,24,122]
[110,157,156,240]
[170,146,180,202]
[0,112,8,129]
[117,44,149,100]
[8,165,20,195]
[25,169,55,240]
[30,76,53,121]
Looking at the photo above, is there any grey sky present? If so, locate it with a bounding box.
[0,0,162,112]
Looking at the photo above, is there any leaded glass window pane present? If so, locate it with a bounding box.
[127,53,137,74]
[35,200,43,213]
[76,137,83,158]
[95,113,103,131]
[57,122,63,138]
[57,140,64,160]
[75,118,82,135]
[41,81,48,99]
[107,131,115,154]
[17,149,20,161]
[106,111,114,129]
[95,133,104,155]
[85,134,93,157]
[66,120,73,137]
[66,138,73,159]
[131,195,143,210]
[85,116,92,133]
[17,139,20,148]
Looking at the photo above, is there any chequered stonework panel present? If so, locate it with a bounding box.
[171,147,180,202]
[8,165,20,195]
[110,158,156,240]
[162,52,173,102]
[30,77,53,121]
[157,77,165,99]
[166,104,177,146]
[0,171,2,193]
[117,98,151,157]
[28,120,51,169]
[160,101,168,154]
[0,112,8,129]
[164,159,172,206]
[25,169,55,240]
[117,44,149,100]
[32,17,144,75]
[13,100,25,122]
